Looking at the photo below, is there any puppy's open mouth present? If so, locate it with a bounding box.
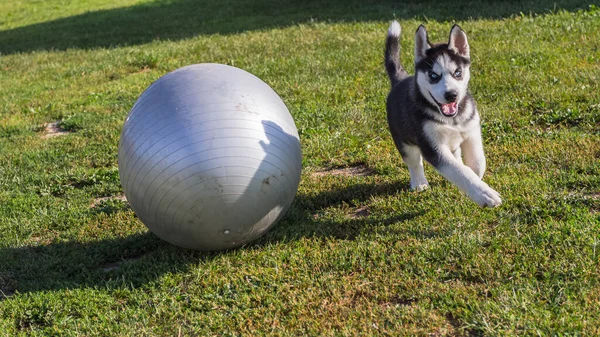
[430,95,458,117]
[440,102,458,116]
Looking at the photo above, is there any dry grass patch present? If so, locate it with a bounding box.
[40,121,71,139]
[312,164,374,177]
[91,195,128,208]
[350,206,370,219]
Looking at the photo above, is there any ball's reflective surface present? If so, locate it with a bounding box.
[118,64,302,251]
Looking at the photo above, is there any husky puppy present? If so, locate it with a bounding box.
[384,21,501,207]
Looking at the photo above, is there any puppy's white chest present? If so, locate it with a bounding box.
[424,122,473,151]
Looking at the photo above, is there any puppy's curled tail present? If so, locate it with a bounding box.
[384,21,408,87]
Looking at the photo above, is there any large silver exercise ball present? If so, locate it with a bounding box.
[118,63,302,251]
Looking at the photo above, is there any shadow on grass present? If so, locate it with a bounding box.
[0,180,421,296]
[0,0,592,55]
[266,180,424,241]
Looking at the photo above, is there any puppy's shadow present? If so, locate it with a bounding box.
[259,179,426,242]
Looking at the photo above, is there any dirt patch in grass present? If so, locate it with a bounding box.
[380,295,417,309]
[91,195,128,208]
[312,165,374,177]
[136,66,152,73]
[581,192,600,200]
[349,206,370,219]
[101,262,121,273]
[578,192,600,213]
[564,191,600,213]
[100,255,144,273]
[441,313,480,337]
[41,121,71,139]
[29,230,58,245]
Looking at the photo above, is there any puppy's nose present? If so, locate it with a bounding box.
[444,91,458,102]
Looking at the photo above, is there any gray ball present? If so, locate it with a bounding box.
[118,64,302,251]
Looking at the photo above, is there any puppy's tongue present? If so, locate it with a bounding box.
[441,102,458,116]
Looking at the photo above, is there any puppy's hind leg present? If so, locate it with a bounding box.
[400,144,429,191]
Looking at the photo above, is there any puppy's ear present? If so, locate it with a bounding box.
[448,24,470,59]
[414,25,430,63]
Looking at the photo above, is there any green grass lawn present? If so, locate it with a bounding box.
[1,0,599,335]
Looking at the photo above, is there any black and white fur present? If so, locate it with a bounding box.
[385,21,501,207]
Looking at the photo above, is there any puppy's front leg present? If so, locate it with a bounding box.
[452,146,463,165]
[424,145,501,207]
[461,128,486,179]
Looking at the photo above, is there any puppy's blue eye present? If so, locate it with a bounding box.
[429,72,440,80]
[454,69,462,78]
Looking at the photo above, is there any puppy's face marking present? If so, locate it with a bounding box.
[414,25,472,118]
[416,54,470,115]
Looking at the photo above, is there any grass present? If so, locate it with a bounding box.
[1,0,599,335]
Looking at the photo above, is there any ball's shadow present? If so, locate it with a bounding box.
[4,104,423,297]
[0,141,417,298]
[0,185,418,298]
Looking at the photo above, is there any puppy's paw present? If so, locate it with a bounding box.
[410,178,429,192]
[472,184,502,208]
[411,184,429,192]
